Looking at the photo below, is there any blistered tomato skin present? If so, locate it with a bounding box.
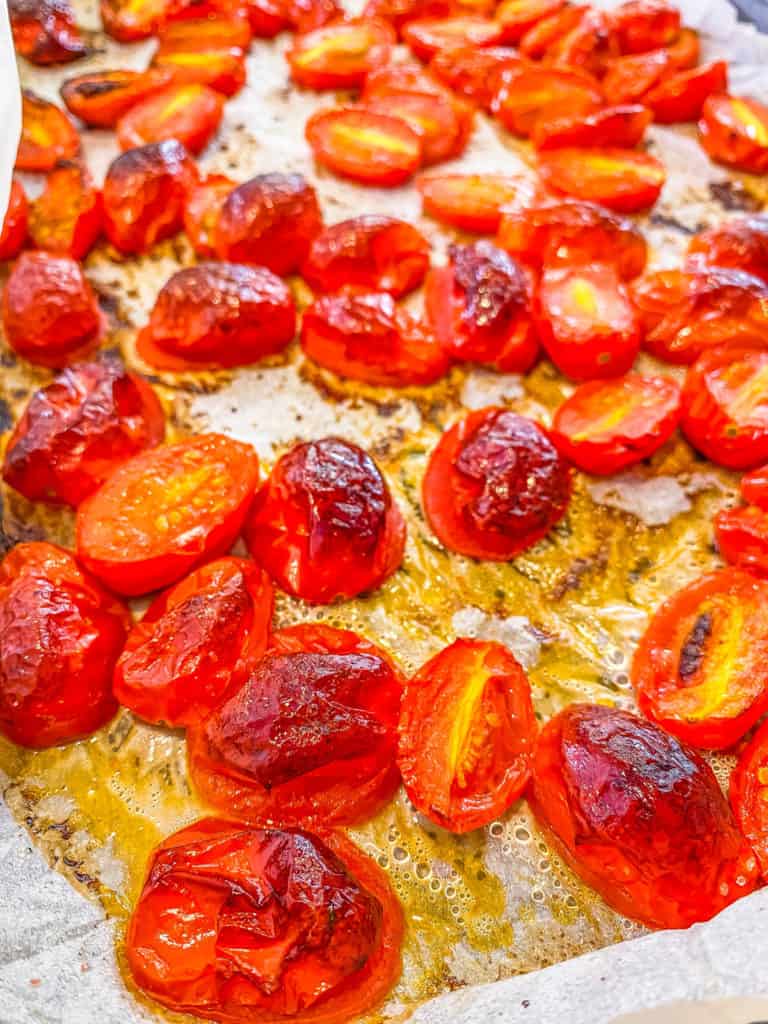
[16,91,79,171]
[60,69,174,128]
[182,174,235,258]
[116,83,224,154]
[126,819,403,1024]
[699,94,768,175]
[530,703,758,930]
[731,719,768,878]
[0,179,28,262]
[28,162,102,260]
[9,0,86,64]
[715,505,768,578]
[0,542,130,748]
[688,215,768,285]
[245,437,406,603]
[188,624,403,826]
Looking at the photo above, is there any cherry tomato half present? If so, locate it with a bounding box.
[492,66,602,138]
[363,87,472,167]
[602,48,669,105]
[429,45,523,110]
[100,0,168,40]
[518,3,586,60]
[688,215,768,285]
[545,8,619,78]
[116,83,224,155]
[306,107,422,187]
[9,0,86,64]
[417,173,534,233]
[495,0,564,44]
[28,161,102,260]
[16,91,79,172]
[645,60,728,124]
[537,147,666,213]
[532,104,651,151]
[730,719,768,878]
[715,505,768,579]
[151,17,249,96]
[288,18,395,89]
[0,179,28,262]
[699,94,768,175]
[610,0,679,55]
[741,463,768,509]
[60,69,174,129]
[403,15,502,61]
[182,173,235,258]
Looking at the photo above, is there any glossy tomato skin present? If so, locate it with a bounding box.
[730,719,768,877]
[16,91,79,171]
[60,69,174,128]
[418,173,535,233]
[247,0,289,36]
[602,48,669,105]
[306,107,422,187]
[0,542,130,748]
[545,8,619,78]
[126,819,403,1024]
[518,3,586,60]
[28,161,102,260]
[182,173,235,258]
[699,94,768,175]
[116,83,224,154]
[288,19,395,89]
[151,18,249,96]
[285,0,342,32]
[0,179,28,262]
[530,703,758,930]
[9,0,86,64]
[398,639,536,833]
[645,61,728,124]
[741,464,768,509]
[100,0,167,40]
[363,87,473,167]
[2,252,104,368]
[423,407,571,561]
[188,624,403,826]
[610,0,680,55]
[495,0,565,44]
[715,505,768,578]
[429,45,523,110]
[491,66,602,138]
[532,104,651,151]
[76,433,260,595]
[538,147,666,213]
[403,16,502,62]
[687,215,768,285]
[245,437,405,603]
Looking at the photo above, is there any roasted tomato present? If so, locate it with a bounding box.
[9,0,85,64]
[102,139,199,255]
[0,179,28,262]
[362,57,444,96]
[417,173,534,233]
[100,0,168,40]
[2,252,103,368]
[518,3,587,60]
[247,0,289,36]
[151,20,248,96]
[534,263,641,381]
[305,107,422,187]
[645,61,728,124]
[730,719,768,877]
[632,569,768,749]
[16,91,79,172]
[398,639,536,833]
[429,45,523,110]
[422,407,571,560]
[403,16,502,61]
[492,66,602,138]
[742,464,768,510]
[363,88,473,167]
[28,162,102,260]
[530,703,758,929]
[361,0,451,34]
[126,820,403,1024]
[497,197,647,280]
[116,83,224,154]
[214,172,322,276]
[699,94,768,175]
[425,241,538,373]
[76,433,260,595]
[301,292,449,387]
[288,19,394,89]
[160,10,252,45]
[245,437,405,603]
[681,345,768,470]
[688,215,768,285]
[60,69,174,128]
[3,357,164,506]
[666,25,700,68]
[715,505,768,579]
[546,8,619,78]
[136,263,296,371]
[188,624,403,825]
[610,0,679,55]
[302,215,429,297]
[285,0,342,32]
[602,48,669,105]
[182,173,235,258]
[495,0,564,43]
[532,104,652,151]
[552,374,681,475]
[0,542,129,748]
[537,148,666,213]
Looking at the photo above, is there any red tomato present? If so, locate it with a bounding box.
[645,61,728,124]
[518,3,587,60]
[742,464,768,509]
[492,66,602,138]
[730,719,768,877]
[429,45,523,111]
[188,624,403,825]
[361,0,452,34]
[126,820,403,1024]
[530,703,758,929]
[602,48,669,105]
[363,88,472,166]
[688,216,768,285]
[537,147,666,213]
[417,173,535,232]
[699,94,768,175]
[0,542,129,748]
[301,291,449,387]
[551,374,681,475]
[288,19,395,89]
[403,15,502,61]
[151,23,248,96]
[305,107,423,187]
[101,0,168,40]
[715,505,768,579]
[610,0,680,55]
[534,263,641,381]
[666,26,700,69]
[302,215,430,297]
[76,433,260,595]
[116,83,224,155]
[60,69,175,129]
[632,569,768,749]
[285,0,342,32]
[16,91,79,172]
[247,0,289,35]
[159,11,252,47]
[495,0,564,44]
[0,179,28,262]
[422,407,571,560]
[398,639,536,833]
[532,104,652,151]
[182,173,235,258]
[245,437,405,603]
[9,0,85,64]
[28,162,102,260]
[546,8,619,78]
[362,59,444,97]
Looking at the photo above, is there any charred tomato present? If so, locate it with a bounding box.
[0,179,28,262]
[60,68,174,128]
[16,91,79,172]
[288,19,395,90]
[699,94,768,175]
[305,107,422,188]
[417,173,535,233]
[116,83,224,154]
[537,147,666,213]
[182,173,235,258]
[28,161,102,260]
[687,215,768,284]
[9,0,86,64]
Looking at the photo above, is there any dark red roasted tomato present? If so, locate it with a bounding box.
[9,0,85,64]
[60,68,174,128]
[0,179,28,262]
[245,436,405,603]
[16,91,79,172]
[187,623,403,826]
[28,161,102,260]
[687,215,768,285]
[715,505,768,579]
[730,719,768,878]
[182,173,235,258]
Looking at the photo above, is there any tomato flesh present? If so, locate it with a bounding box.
[495,0,564,43]
[730,719,768,878]
[60,69,174,128]
[645,60,728,124]
[9,0,85,64]
[16,91,79,172]
[116,83,224,154]
[532,104,651,151]
[537,147,666,213]
[288,19,395,89]
[610,0,680,55]
[363,88,472,166]
[546,8,619,78]
[429,45,523,110]
[0,179,28,262]
[403,16,502,62]
[306,107,422,187]
[602,48,669,105]
[518,3,586,60]
[28,162,102,260]
[699,94,768,175]
[688,215,768,285]
[183,173,235,258]
[492,66,602,138]
[418,173,535,233]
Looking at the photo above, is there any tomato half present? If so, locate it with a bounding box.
[730,719,768,877]
[429,45,523,110]
[0,178,28,262]
[403,16,502,61]
[532,104,651,151]
[699,94,768,175]
[60,69,174,128]
[495,0,564,43]
[16,91,79,172]
[398,639,536,833]
[363,88,472,166]
[491,66,602,138]
[248,0,290,36]
[100,0,168,40]
[285,0,342,32]
[518,3,586,60]
[9,0,86,64]
[288,19,395,89]
[688,216,768,285]
[666,26,699,69]
[28,162,102,260]
[537,148,666,213]
[305,107,422,187]
[715,505,768,579]
[610,0,680,55]
[545,8,619,78]
[116,83,224,154]
[602,48,669,105]
[645,60,728,124]
[417,173,535,232]
[151,23,248,96]
[182,173,235,258]
[741,464,768,509]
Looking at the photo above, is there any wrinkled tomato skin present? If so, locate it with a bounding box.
[429,45,523,110]
[76,433,260,596]
[188,624,404,827]
[114,558,273,728]
[741,464,768,509]
[417,173,536,233]
[288,19,395,90]
[100,0,167,41]
[699,94,768,175]
[0,179,28,262]
[28,162,102,260]
[610,0,680,55]
[530,703,758,930]
[183,174,235,259]
[60,69,174,129]
[730,719,768,878]
[422,407,571,561]
[398,639,536,834]
[245,437,406,603]
[3,357,164,507]
[715,505,768,579]
[16,91,79,171]
[687,215,768,285]
[2,252,104,368]
[102,140,199,255]
[491,66,602,139]
[306,107,422,188]
[0,542,130,749]
[9,0,86,64]
[538,147,666,213]
[646,61,728,125]
[116,83,224,155]
[532,104,651,151]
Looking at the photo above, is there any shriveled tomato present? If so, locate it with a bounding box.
[530,703,758,930]
[645,60,728,124]
[102,139,199,255]
[302,215,429,297]
[28,162,102,260]
[136,263,296,371]
[306,107,422,187]
[418,173,534,232]
[602,48,669,105]
[116,83,224,154]
[3,357,164,506]
[247,0,289,36]
[2,252,103,368]
[126,820,403,1024]
[699,94,768,176]
[688,216,768,285]
[76,433,260,595]
[492,66,602,138]
[429,45,523,110]
[16,91,79,172]
[518,3,586,60]
[610,0,680,55]
[715,505,768,579]
[151,21,248,96]
[403,16,502,61]
[214,172,322,275]
[188,624,403,825]
[0,542,129,748]
[546,8,619,78]
[60,69,174,128]
[538,148,666,213]
[398,639,536,833]
[422,407,571,560]
[495,0,564,43]
[730,719,768,877]
[363,88,472,166]
[100,0,168,40]
[9,0,85,64]
[742,464,768,509]
[288,19,394,89]
[532,104,651,151]
[0,179,28,262]
[301,292,449,387]
[182,173,234,258]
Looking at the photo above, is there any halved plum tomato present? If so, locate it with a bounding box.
[114,557,273,727]
[601,48,670,105]
[681,345,768,470]
[302,292,449,387]
[715,505,768,578]
[187,624,403,826]
[16,91,79,172]
[76,433,260,595]
[537,148,666,213]
[151,21,248,96]
[116,83,224,154]
[551,373,681,475]
[688,215,768,285]
[301,215,430,297]
[0,542,129,748]
[645,60,728,124]
[417,173,535,233]
[699,94,768,175]
[100,0,168,40]
[425,240,539,373]
[491,66,602,138]
[730,719,768,877]
[610,0,680,55]
[363,87,473,166]
[60,69,174,128]
[429,45,523,110]
[632,569,768,749]
[422,407,571,560]
[403,16,502,62]
[126,820,403,1024]
[398,639,536,833]
[2,251,104,368]
[288,19,395,89]
[136,263,296,371]
[9,0,86,64]
[306,107,422,187]
[742,464,768,509]
[495,0,565,44]
[3,356,164,506]
[182,173,235,258]
[530,703,758,930]
[28,161,102,260]
[532,104,651,151]
[545,8,619,78]
[518,3,587,60]
[534,263,641,381]
[0,179,28,262]
[245,437,406,603]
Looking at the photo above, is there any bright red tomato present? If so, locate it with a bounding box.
[687,215,768,285]
[495,0,564,43]
[492,66,602,138]
[545,8,619,78]
[100,0,168,40]
[9,0,85,64]
[16,91,79,172]
[151,20,248,97]
[537,148,666,213]
[518,3,586,60]
[363,87,473,166]
[403,15,502,61]
[288,19,395,89]
[0,179,28,261]
[182,173,235,258]
[610,0,680,55]
[699,94,768,175]
[532,104,651,151]
[645,60,728,124]
[59,70,176,127]
[28,162,102,261]
[306,107,423,187]
[417,173,535,232]
[429,45,523,110]
[741,463,768,509]
[602,48,670,105]
[116,83,224,154]
[715,505,768,579]
[730,719,768,878]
